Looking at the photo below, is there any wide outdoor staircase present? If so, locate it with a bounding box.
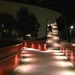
[0,22,75,75]
[46,22,60,50]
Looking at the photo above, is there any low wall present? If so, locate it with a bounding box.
[60,42,75,66]
[23,40,46,51]
[0,39,21,48]
[0,43,23,75]
[0,40,46,75]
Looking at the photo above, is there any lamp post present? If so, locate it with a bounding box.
[70,25,74,42]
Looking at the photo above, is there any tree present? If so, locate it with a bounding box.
[16,6,40,39]
[0,13,15,39]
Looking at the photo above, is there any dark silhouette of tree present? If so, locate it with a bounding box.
[0,13,15,39]
[16,6,40,39]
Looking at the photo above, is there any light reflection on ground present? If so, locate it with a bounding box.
[10,48,75,75]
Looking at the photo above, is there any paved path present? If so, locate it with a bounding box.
[10,48,75,75]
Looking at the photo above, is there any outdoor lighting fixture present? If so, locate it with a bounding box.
[70,25,74,42]
[26,34,31,36]
[70,25,74,29]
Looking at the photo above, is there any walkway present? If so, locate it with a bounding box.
[10,47,75,75]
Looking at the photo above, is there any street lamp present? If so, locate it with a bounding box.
[70,25,74,42]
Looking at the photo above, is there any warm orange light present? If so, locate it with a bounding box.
[52,32,58,35]
[44,44,46,50]
[22,58,31,62]
[62,71,75,75]
[52,30,58,33]
[38,44,41,49]
[21,58,37,63]
[52,25,58,28]
[22,54,33,57]
[15,64,36,73]
[22,49,28,53]
[24,42,27,47]
[53,43,60,47]
[26,48,36,50]
[51,50,61,53]
[46,47,55,50]
[56,61,73,67]
[46,50,54,52]
[52,36,59,40]
[31,43,34,48]
[46,39,53,43]
[72,44,75,46]
[55,56,67,59]
[47,34,52,37]
[53,52,64,56]
[15,55,18,67]
[47,24,50,27]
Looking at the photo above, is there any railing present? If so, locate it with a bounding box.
[0,41,23,75]
[0,39,21,48]
[23,40,46,51]
[60,42,75,66]
[0,39,46,75]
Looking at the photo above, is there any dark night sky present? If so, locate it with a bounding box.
[0,1,61,38]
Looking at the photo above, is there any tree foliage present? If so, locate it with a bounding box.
[16,6,40,39]
[0,14,15,39]
[0,6,40,40]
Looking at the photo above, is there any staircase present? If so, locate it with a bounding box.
[46,22,60,50]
